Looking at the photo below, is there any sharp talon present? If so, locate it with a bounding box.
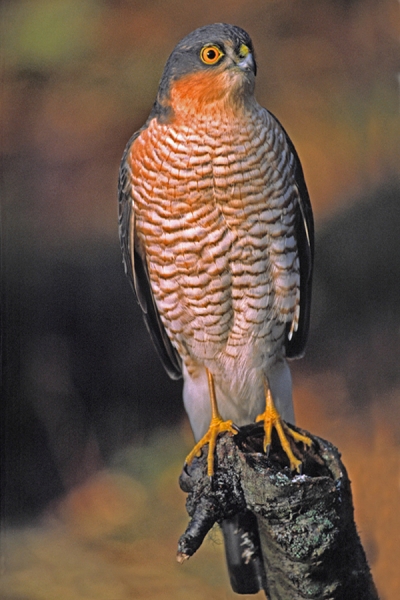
[264,443,271,457]
[183,462,191,477]
[185,370,239,478]
[185,418,238,478]
[231,423,240,433]
[257,383,312,472]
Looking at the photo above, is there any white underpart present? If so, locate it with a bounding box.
[183,359,294,441]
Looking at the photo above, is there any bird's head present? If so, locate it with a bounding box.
[155,23,257,119]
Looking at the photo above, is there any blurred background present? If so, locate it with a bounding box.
[1,0,399,598]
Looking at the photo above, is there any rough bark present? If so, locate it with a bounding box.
[177,423,379,600]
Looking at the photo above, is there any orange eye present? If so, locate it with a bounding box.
[200,45,224,65]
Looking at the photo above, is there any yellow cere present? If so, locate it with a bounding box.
[239,44,250,59]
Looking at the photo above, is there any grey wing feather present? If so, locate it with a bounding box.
[268,112,314,359]
[118,132,182,380]
[284,130,314,359]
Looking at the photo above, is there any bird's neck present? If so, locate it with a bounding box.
[166,69,256,120]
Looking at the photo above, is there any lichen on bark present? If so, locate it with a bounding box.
[178,422,378,599]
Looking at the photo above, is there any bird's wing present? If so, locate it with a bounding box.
[118,130,182,380]
[269,113,314,360]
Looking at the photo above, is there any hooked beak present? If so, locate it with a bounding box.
[237,52,256,75]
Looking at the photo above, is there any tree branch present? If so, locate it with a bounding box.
[177,423,379,599]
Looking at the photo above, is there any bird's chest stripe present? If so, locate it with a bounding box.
[129,114,300,343]
[131,114,295,236]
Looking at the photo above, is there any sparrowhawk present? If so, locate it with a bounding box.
[119,23,314,594]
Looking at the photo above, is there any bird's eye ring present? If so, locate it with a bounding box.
[200,45,224,65]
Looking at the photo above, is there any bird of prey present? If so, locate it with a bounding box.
[119,23,314,594]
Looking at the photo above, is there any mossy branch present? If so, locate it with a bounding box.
[177,423,378,599]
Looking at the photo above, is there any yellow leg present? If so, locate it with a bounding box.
[185,369,238,477]
[256,380,312,472]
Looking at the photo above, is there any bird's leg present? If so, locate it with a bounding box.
[185,369,238,477]
[256,379,312,472]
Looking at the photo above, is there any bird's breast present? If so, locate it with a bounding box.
[129,108,300,371]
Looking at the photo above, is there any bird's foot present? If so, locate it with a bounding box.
[185,415,238,477]
[256,395,312,472]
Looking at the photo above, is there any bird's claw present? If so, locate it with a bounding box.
[185,416,238,477]
[256,388,312,472]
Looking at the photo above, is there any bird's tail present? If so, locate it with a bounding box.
[221,511,267,595]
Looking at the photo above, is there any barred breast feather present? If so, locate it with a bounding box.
[126,105,301,394]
